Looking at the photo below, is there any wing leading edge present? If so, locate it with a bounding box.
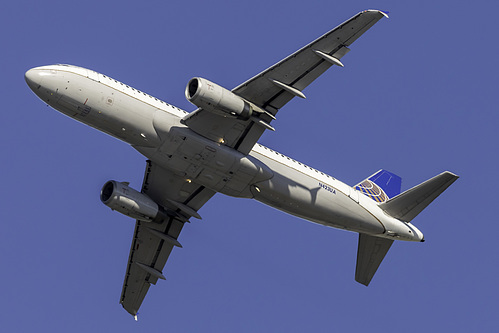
[183,10,388,154]
[120,161,216,317]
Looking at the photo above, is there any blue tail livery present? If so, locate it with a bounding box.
[354,170,402,203]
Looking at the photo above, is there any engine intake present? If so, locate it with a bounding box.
[100,181,166,222]
[185,77,253,120]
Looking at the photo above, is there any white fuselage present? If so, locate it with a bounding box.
[25,64,423,242]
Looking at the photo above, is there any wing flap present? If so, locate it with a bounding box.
[355,233,394,286]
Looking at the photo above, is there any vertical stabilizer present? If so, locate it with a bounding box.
[355,170,402,203]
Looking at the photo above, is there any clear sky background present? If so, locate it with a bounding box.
[2,0,497,331]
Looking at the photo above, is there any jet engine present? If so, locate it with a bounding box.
[100,180,166,222]
[185,77,253,119]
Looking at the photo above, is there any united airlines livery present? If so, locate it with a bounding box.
[25,10,458,319]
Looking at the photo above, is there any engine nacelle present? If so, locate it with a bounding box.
[100,180,165,222]
[185,77,253,119]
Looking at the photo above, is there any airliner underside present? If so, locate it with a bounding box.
[25,10,458,318]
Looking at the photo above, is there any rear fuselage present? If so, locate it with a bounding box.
[25,64,424,241]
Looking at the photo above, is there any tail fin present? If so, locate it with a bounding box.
[355,169,402,203]
[379,171,459,222]
[355,171,458,286]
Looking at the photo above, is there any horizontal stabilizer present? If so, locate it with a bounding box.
[379,171,459,222]
[355,233,394,286]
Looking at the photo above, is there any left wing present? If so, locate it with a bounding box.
[183,10,388,154]
[120,160,216,318]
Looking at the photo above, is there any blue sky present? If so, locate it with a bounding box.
[2,0,498,331]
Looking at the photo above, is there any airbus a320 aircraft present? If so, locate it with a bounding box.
[25,10,458,319]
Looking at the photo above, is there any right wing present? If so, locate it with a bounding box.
[183,10,388,155]
[120,160,216,318]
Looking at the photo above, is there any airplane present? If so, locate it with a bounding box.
[25,10,458,319]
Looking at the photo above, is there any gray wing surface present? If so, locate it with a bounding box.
[355,233,394,286]
[120,160,216,317]
[183,10,387,154]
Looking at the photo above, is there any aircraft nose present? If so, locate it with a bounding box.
[25,68,43,91]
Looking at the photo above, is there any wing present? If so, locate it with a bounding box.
[120,160,216,318]
[183,10,388,154]
[355,233,394,286]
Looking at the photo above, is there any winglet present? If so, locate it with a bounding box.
[380,10,390,18]
[365,9,390,18]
